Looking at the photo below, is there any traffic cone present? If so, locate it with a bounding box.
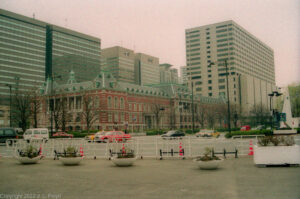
[179,142,183,156]
[248,140,254,156]
[39,144,42,156]
[80,145,84,157]
[122,143,125,154]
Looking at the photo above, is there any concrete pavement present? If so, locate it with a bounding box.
[0,157,299,199]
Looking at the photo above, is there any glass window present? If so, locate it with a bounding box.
[0,129,4,136]
[120,98,124,109]
[5,129,14,135]
[107,96,112,108]
[108,113,112,122]
[219,85,225,89]
[34,130,40,135]
[114,97,118,109]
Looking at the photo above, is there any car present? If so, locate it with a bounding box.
[252,125,265,130]
[93,131,107,143]
[96,131,131,143]
[240,125,251,131]
[0,127,20,145]
[85,133,96,142]
[195,129,220,138]
[52,132,73,138]
[161,130,185,139]
[23,128,49,142]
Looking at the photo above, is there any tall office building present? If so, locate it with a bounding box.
[0,9,101,105]
[49,25,101,84]
[101,46,135,84]
[185,20,276,113]
[135,53,160,86]
[159,63,179,84]
[0,9,46,105]
[180,66,188,85]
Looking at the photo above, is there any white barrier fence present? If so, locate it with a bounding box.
[3,137,300,159]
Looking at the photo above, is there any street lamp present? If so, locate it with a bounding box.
[5,84,12,127]
[268,91,282,129]
[209,59,231,133]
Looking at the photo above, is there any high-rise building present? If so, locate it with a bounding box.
[180,66,188,85]
[135,53,160,86]
[185,20,276,113]
[49,25,101,84]
[0,9,101,105]
[101,46,135,84]
[159,63,179,84]
[0,9,46,105]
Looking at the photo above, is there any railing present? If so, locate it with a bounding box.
[2,136,300,159]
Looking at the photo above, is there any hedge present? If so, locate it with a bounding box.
[225,130,273,138]
[216,127,240,132]
[146,130,166,136]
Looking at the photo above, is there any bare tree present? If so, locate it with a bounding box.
[52,99,62,131]
[31,92,41,128]
[60,98,69,132]
[81,93,98,133]
[249,104,270,127]
[196,103,207,129]
[151,102,165,129]
[11,88,33,132]
[206,105,217,128]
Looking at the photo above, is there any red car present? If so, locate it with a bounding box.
[240,125,251,131]
[97,131,131,143]
[52,132,74,138]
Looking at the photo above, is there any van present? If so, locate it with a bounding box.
[23,128,49,141]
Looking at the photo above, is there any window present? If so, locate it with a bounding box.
[208,93,212,96]
[107,96,112,108]
[120,98,124,109]
[114,113,118,122]
[218,79,225,83]
[121,113,125,122]
[196,88,202,91]
[206,37,210,40]
[114,97,118,109]
[129,103,132,110]
[208,86,212,90]
[0,110,4,117]
[208,80,212,84]
[219,92,225,97]
[94,96,99,108]
[108,113,112,122]
[208,74,212,78]
[219,85,225,89]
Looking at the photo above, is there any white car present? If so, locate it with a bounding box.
[23,128,49,142]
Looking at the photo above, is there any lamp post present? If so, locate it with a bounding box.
[209,59,231,133]
[191,82,195,133]
[5,84,12,127]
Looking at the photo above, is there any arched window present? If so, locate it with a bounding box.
[120,97,124,109]
[114,97,118,109]
[107,96,112,108]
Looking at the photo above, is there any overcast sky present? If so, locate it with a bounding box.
[1,0,299,86]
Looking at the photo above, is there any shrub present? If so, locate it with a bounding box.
[146,130,165,136]
[216,127,240,132]
[225,129,272,138]
[284,136,295,146]
[257,136,271,146]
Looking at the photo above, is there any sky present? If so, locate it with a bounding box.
[1,0,299,87]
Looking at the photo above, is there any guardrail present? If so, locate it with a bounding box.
[2,136,300,159]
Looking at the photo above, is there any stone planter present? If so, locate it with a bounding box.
[59,156,83,166]
[16,155,41,164]
[193,158,223,170]
[111,157,136,167]
[273,129,297,135]
[253,145,300,166]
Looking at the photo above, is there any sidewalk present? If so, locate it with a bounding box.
[0,157,299,199]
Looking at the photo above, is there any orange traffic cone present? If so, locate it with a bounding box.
[248,140,254,156]
[39,144,42,156]
[80,145,84,157]
[179,142,183,156]
[122,143,125,154]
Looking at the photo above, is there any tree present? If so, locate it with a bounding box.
[11,88,33,132]
[206,105,217,128]
[288,85,300,117]
[196,103,207,129]
[248,104,270,127]
[81,93,98,133]
[31,93,41,128]
[52,99,62,131]
[151,102,165,129]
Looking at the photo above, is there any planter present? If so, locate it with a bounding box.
[16,155,41,164]
[111,157,136,167]
[273,129,297,135]
[193,158,223,170]
[254,145,300,165]
[59,156,83,166]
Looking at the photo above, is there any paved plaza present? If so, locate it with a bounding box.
[0,157,299,199]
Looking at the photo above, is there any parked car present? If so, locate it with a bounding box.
[0,127,20,145]
[252,125,265,130]
[96,131,131,143]
[85,133,96,142]
[52,132,73,138]
[161,130,185,139]
[94,131,107,143]
[23,128,49,142]
[195,129,220,138]
[240,125,251,131]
